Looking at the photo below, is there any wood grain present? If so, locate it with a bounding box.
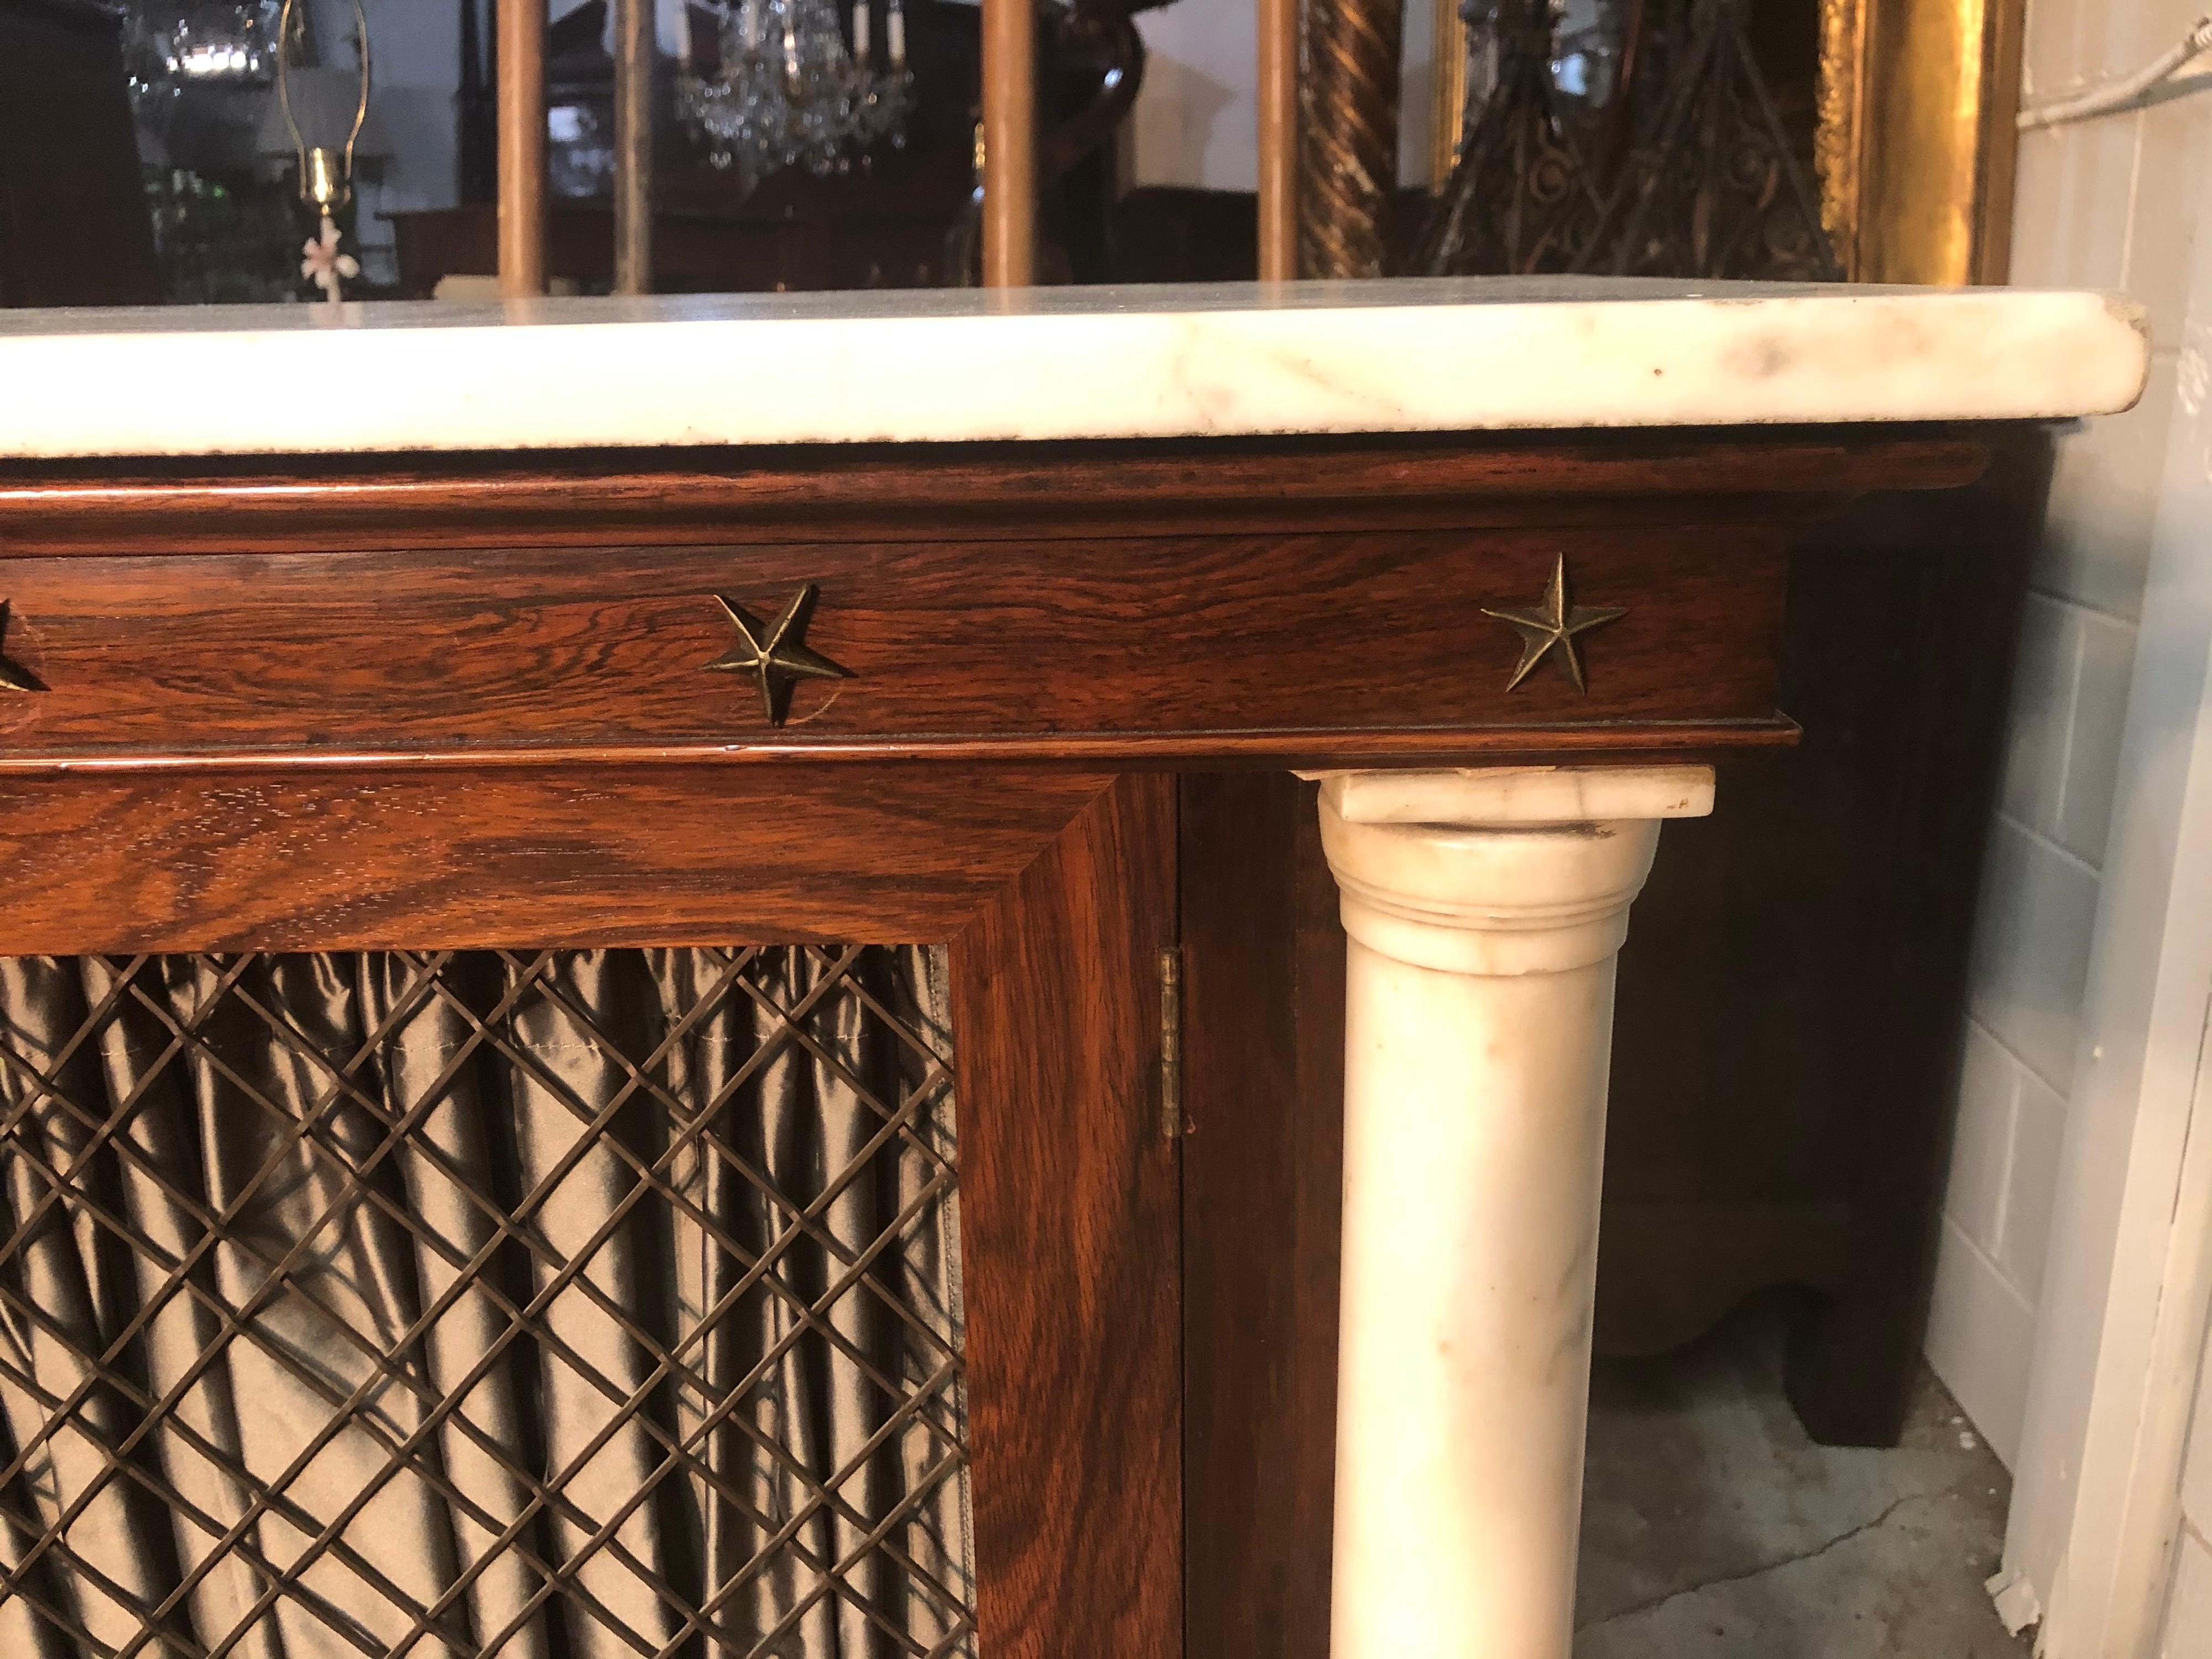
[0,431,1990,555]
[0,413,2042,1648]
[951,775,1182,1659]
[1178,772,1343,1659]
[0,723,1800,776]
[0,765,1113,953]
[0,526,1793,764]
[1298,0,1401,278]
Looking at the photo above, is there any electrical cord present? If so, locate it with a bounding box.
[2018,15,2212,131]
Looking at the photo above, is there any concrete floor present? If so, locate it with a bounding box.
[1574,1299,2033,1658]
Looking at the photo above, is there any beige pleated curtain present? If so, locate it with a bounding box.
[0,946,972,1659]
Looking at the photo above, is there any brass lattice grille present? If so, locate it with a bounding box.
[0,946,971,1659]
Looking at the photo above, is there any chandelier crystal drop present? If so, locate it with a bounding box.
[677,0,914,177]
[123,0,284,123]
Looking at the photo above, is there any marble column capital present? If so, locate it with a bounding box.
[1310,765,1716,976]
[1314,762,1717,1659]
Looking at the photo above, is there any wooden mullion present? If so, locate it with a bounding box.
[1178,773,1343,1659]
[951,774,1182,1657]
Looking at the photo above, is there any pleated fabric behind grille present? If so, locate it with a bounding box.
[0,946,973,1659]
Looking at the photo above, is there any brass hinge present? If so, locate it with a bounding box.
[1159,946,1184,1141]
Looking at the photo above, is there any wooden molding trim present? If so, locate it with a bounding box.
[0,433,1990,555]
[0,722,1803,776]
[0,519,1799,764]
[952,775,1182,1658]
[0,764,1120,953]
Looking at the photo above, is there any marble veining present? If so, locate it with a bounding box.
[0,278,2149,458]
[1318,764,1717,1659]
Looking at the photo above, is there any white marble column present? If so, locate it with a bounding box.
[1315,764,1715,1659]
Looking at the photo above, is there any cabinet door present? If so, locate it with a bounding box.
[0,770,1185,1659]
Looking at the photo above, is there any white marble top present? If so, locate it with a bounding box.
[0,279,2149,458]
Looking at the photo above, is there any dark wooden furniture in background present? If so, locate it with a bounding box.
[1611,432,2053,1445]
[0,0,159,307]
[0,425,2002,1657]
[392,173,969,298]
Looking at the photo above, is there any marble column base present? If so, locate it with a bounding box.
[1314,765,1715,1659]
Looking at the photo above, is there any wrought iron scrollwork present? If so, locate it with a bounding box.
[1416,0,1608,276]
[1572,0,1841,280]
[1406,0,1840,282]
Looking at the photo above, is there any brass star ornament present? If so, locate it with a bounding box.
[1481,556,1628,693]
[705,583,853,726]
[0,601,41,694]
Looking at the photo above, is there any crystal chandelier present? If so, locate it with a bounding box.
[123,0,284,123]
[169,0,281,81]
[677,0,914,177]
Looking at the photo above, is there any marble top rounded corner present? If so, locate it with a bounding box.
[0,278,2152,459]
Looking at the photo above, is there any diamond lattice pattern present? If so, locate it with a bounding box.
[0,946,971,1659]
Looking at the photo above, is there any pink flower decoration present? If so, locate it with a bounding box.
[301,215,361,304]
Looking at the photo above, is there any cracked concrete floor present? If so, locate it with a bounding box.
[1574,1299,2031,1658]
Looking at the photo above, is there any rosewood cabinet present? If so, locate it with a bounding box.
[0,428,2005,1657]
